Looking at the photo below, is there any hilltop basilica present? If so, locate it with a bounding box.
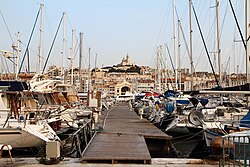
[41,54,246,97]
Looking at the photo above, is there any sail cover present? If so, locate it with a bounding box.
[240,109,250,128]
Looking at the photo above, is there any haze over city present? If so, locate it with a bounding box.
[0,0,247,74]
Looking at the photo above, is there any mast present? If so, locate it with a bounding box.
[155,47,161,93]
[159,46,164,92]
[172,0,177,91]
[245,1,250,112]
[178,19,181,91]
[94,53,97,91]
[70,29,75,85]
[18,7,40,75]
[38,3,44,72]
[15,32,20,80]
[62,12,66,82]
[246,0,250,83]
[95,53,97,69]
[216,0,222,87]
[87,48,91,106]
[79,32,83,91]
[157,46,161,93]
[164,44,168,90]
[155,47,158,92]
[189,0,194,90]
[228,57,231,87]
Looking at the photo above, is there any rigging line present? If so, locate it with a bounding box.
[209,0,228,56]
[75,44,80,64]
[67,16,81,50]
[67,14,75,31]
[27,49,30,73]
[4,57,10,74]
[228,0,246,49]
[180,1,189,21]
[160,57,167,76]
[44,7,54,37]
[161,46,169,70]
[224,56,230,74]
[42,14,64,74]
[166,43,175,87]
[219,0,228,38]
[74,37,80,56]
[0,57,3,73]
[68,43,80,69]
[159,48,166,69]
[18,7,40,74]
[1,56,8,74]
[0,9,14,44]
[44,7,66,59]
[173,139,204,145]
[19,40,39,60]
[159,57,164,70]
[159,51,173,88]
[155,0,171,45]
[193,2,215,68]
[237,0,244,26]
[195,0,210,25]
[150,1,171,67]
[174,7,196,74]
[192,4,220,87]
[200,9,217,48]
[173,129,205,145]
[180,49,188,67]
[166,43,175,72]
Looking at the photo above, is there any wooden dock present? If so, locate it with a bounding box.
[81,103,172,164]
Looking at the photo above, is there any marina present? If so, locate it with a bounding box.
[1,0,250,166]
[0,98,250,166]
[0,102,219,166]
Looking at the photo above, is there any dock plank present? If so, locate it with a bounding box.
[104,104,171,139]
[81,103,171,164]
[82,133,151,161]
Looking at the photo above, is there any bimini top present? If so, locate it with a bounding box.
[0,80,28,91]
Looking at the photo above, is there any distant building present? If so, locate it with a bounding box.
[2,53,247,96]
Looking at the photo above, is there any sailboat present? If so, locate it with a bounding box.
[0,82,60,148]
[0,5,93,152]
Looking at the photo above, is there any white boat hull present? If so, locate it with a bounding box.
[0,128,45,148]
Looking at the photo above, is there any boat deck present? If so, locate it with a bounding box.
[81,103,172,164]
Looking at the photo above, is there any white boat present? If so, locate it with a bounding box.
[0,82,60,148]
[0,115,59,148]
[0,77,88,149]
[116,92,135,102]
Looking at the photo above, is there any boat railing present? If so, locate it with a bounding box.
[59,119,94,157]
[219,134,250,166]
[0,109,10,112]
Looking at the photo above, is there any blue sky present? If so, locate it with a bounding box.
[0,0,247,74]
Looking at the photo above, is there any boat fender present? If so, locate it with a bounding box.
[210,136,233,155]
